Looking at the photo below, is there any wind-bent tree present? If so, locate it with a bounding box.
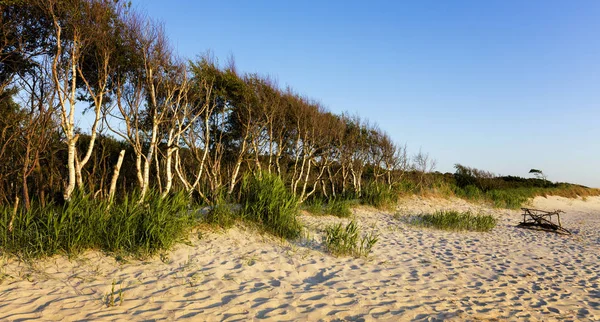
[1,0,426,208]
[529,169,547,181]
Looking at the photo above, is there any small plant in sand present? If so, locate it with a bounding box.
[324,220,378,257]
[105,279,124,307]
[243,254,258,266]
[412,210,497,232]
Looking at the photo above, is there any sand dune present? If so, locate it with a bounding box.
[1,196,599,321]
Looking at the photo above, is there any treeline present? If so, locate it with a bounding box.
[0,0,423,209]
[450,164,599,209]
[1,0,596,212]
[2,1,599,258]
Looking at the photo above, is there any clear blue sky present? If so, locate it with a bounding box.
[130,0,600,188]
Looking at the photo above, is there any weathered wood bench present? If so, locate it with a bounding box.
[518,208,571,235]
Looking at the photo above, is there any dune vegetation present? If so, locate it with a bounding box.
[410,210,497,232]
[323,220,378,257]
[1,1,598,259]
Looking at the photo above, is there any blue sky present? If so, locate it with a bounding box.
[130,0,600,187]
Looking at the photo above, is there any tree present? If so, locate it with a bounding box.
[529,169,547,181]
[412,148,437,190]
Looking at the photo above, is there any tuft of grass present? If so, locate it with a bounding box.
[361,182,399,209]
[105,279,125,307]
[412,210,496,232]
[239,172,302,239]
[324,220,378,257]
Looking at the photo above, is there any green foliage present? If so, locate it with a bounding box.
[305,199,324,215]
[453,184,600,210]
[327,198,353,218]
[485,189,531,209]
[396,179,417,194]
[305,198,353,218]
[0,191,193,258]
[412,210,497,232]
[204,203,236,228]
[101,191,192,254]
[454,185,483,200]
[240,172,301,239]
[361,182,399,209]
[105,279,125,307]
[324,220,378,257]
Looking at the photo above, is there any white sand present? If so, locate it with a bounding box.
[1,196,599,321]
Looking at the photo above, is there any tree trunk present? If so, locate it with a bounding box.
[162,147,175,198]
[65,136,77,200]
[228,139,247,195]
[108,150,125,202]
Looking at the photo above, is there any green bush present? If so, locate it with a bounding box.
[324,220,378,257]
[412,210,496,232]
[0,190,193,258]
[361,182,398,209]
[240,172,302,239]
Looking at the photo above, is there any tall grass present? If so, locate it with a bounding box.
[203,203,236,228]
[305,198,353,218]
[0,191,193,258]
[324,220,378,257]
[454,185,600,209]
[361,182,399,209]
[484,189,531,209]
[240,172,302,239]
[412,210,496,232]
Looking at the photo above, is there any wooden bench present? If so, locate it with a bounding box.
[517,208,571,235]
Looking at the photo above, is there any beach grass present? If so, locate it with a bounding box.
[305,198,353,218]
[240,172,302,239]
[0,190,193,258]
[361,182,399,209]
[412,210,497,232]
[204,203,237,228]
[324,220,378,257]
[453,185,600,209]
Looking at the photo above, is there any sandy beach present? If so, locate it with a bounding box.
[1,196,599,321]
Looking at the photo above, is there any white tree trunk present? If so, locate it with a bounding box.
[140,119,158,200]
[162,147,175,198]
[228,139,247,194]
[108,150,126,202]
